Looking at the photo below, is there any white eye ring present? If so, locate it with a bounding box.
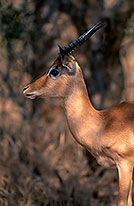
[62,64,72,72]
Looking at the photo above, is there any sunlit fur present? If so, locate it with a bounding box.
[23,54,134,206]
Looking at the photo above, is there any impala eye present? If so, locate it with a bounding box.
[49,66,61,79]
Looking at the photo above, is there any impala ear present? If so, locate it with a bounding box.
[62,55,76,75]
[57,46,76,75]
[63,64,76,75]
[57,45,64,62]
[58,45,64,54]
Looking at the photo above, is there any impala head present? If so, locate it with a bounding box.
[23,22,104,99]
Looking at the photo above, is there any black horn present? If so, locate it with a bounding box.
[61,22,104,55]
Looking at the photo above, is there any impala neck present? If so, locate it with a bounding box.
[63,71,102,149]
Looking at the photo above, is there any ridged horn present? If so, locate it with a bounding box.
[61,22,104,55]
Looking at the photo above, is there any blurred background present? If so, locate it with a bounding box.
[0,0,134,205]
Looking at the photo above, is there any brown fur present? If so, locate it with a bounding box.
[23,54,134,206]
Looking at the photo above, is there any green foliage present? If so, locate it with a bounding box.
[0,3,25,41]
[0,1,34,45]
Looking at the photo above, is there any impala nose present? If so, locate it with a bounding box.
[23,86,36,99]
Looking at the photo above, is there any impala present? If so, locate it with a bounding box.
[23,22,134,206]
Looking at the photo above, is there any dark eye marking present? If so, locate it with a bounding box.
[50,68,59,76]
[48,66,61,79]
